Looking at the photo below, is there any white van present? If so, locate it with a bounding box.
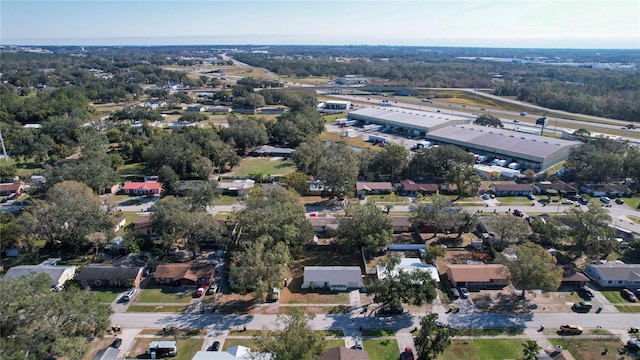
[122,289,136,302]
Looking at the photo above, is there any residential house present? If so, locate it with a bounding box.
[446,264,510,289]
[356,182,394,196]
[232,108,257,115]
[390,216,413,233]
[76,264,144,288]
[307,214,339,233]
[585,262,640,288]
[377,257,440,283]
[561,266,590,287]
[122,181,162,196]
[133,213,156,237]
[398,180,438,196]
[218,179,255,196]
[439,183,458,194]
[208,106,232,114]
[580,184,632,198]
[0,182,24,196]
[490,183,534,197]
[186,105,206,112]
[3,259,76,290]
[154,263,215,286]
[259,107,286,115]
[192,345,272,360]
[92,347,119,360]
[250,145,294,158]
[302,266,363,291]
[533,181,579,197]
[320,347,369,360]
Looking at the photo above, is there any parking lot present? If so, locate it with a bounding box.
[325,123,425,151]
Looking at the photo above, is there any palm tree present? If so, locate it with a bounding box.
[522,340,541,360]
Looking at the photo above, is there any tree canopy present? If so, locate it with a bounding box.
[414,313,458,360]
[0,274,112,360]
[254,311,326,360]
[336,201,393,253]
[498,242,563,298]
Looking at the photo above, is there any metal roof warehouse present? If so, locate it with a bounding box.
[424,124,582,171]
[348,106,470,136]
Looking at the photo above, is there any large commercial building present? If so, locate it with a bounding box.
[424,124,582,171]
[348,106,470,137]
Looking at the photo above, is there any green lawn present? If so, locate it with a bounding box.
[362,339,399,360]
[495,196,531,204]
[127,305,187,312]
[117,162,147,177]
[215,194,238,206]
[233,158,296,176]
[222,339,257,351]
[549,338,624,360]
[362,329,397,337]
[137,287,194,303]
[91,289,122,302]
[440,339,525,360]
[615,305,640,312]
[116,211,141,235]
[599,290,626,303]
[173,339,204,360]
[625,196,640,210]
[325,339,345,350]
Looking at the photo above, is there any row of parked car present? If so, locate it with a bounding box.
[450,287,470,300]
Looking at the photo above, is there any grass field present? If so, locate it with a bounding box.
[439,339,524,360]
[362,329,397,337]
[126,305,187,312]
[91,289,122,302]
[214,194,238,206]
[230,157,296,176]
[117,162,147,177]
[549,338,625,360]
[137,287,194,303]
[616,305,640,312]
[624,196,640,210]
[325,339,346,350]
[222,338,257,351]
[362,339,399,360]
[320,131,381,150]
[599,290,626,303]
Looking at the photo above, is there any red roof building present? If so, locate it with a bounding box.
[122,181,162,196]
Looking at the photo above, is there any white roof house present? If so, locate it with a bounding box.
[302,266,363,291]
[3,260,76,290]
[192,346,272,360]
[376,257,440,283]
[585,263,640,288]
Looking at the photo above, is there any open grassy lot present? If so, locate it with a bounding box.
[625,196,640,210]
[230,157,296,176]
[439,339,524,360]
[325,339,346,350]
[117,162,148,177]
[127,305,187,313]
[362,339,399,360]
[91,289,122,302]
[137,287,194,303]
[126,337,203,360]
[599,290,626,303]
[549,338,625,360]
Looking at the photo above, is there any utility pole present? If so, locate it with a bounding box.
[0,129,8,162]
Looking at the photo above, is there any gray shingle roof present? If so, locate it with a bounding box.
[587,264,640,281]
[76,264,143,282]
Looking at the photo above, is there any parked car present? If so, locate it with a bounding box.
[482,194,490,200]
[194,286,206,298]
[559,324,583,334]
[355,338,363,350]
[562,199,574,205]
[571,301,593,313]
[380,306,405,315]
[559,324,581,334]
[435,321,446,328]
[450,288,460,299]
[527,194,536,200]
[111,338,122,349]
[615,198,625,204]
[122,289,136,302]
[404,347,415,360]
[208,341,220,351]
[513,209,524,217]
[578,286,594,298]
[628,339,640,352]
[600,196,611,204]
[621,288,638,302]
[459,287,470,299]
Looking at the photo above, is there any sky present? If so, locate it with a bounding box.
[1,0,639,49]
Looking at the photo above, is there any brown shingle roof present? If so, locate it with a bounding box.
[154,263,214,282]
[492,183,533,192]
[447,264,509,282]
[320,347,369,360]
[356,182,394,192]
[399,180,438,192]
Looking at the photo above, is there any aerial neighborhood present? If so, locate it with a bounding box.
[1,44,640,360]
